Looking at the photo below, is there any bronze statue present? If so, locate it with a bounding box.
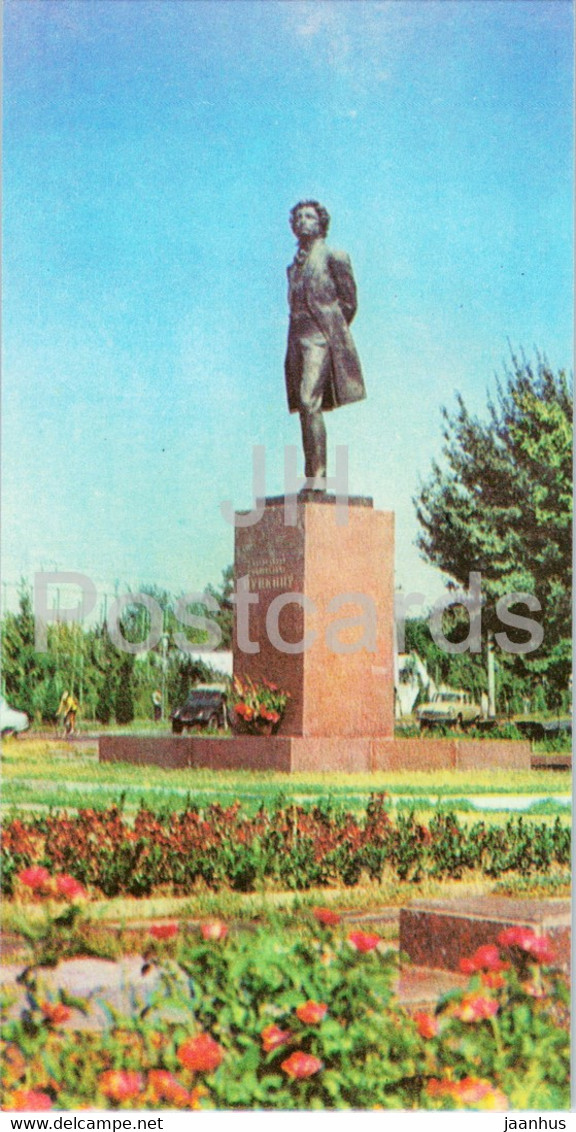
[285,200,365,490]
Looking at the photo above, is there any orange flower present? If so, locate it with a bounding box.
[347,930,381,952]
[41,1001,72,1026]
[2,1044,26,1084]
[189,1085,209,1110]
[414,1011,438,1039]
[296,1000,328,1025]
[99,1070,144,1103]
[481,971,507,990]
[234,702,253,720]
[147,1071,190,1107]
[261,1024,292,1052]
[149,922,179,940]
[17,866,51,892]
[453,994,499,1023]
[3,1089,53,1111]
[54,873,87,901]
[177,1033,225,1074]
[459,957,477,975]
[281,1051,323,1079]
[521,979,547,999]
[426,1076,508,1110]
[200,919,228,941]
[313,907,341,926]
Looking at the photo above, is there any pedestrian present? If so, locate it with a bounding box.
[152,688,162,722]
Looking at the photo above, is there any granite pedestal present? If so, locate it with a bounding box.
[400,896,571,973]
[233,494,395,741]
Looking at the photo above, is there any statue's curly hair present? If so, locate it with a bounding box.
[289,200,331,237]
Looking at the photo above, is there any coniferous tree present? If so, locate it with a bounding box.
[115,655,135,724]
[415,351,572,700]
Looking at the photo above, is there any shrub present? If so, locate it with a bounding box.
[0,915,569,1110]
[1,798,570,899]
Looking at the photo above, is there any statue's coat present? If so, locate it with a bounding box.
[285,239,366,413]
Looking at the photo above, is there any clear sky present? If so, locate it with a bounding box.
[3,0,573,617]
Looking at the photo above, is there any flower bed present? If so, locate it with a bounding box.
[0,907,569,1110]
[229,677,290,735]
[2,796,570,897]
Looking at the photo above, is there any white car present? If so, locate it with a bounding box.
[416,689,481,730]
[0,695,29,736]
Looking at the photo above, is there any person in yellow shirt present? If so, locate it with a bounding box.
[57,690,78,736]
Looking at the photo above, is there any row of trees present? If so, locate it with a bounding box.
[1,571,233,726]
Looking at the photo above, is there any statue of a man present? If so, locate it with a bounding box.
[285,200,365,491]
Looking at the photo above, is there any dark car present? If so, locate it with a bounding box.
[515,718,572,741]
[171,685,228,734]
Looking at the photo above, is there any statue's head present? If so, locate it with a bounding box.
[289,200,330,238]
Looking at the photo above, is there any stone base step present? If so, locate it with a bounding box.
[400,896,570,973]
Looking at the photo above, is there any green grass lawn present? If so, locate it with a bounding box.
[2,739,571,820]
[2,740,570,927]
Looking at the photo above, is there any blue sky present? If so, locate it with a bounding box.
[3,0,573,617]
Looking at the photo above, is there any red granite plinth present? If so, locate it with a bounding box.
[233,496,395,739]
[400,897,571,973]
[99,735,190,769]
[531,754,572,771]
[99,735,532,774]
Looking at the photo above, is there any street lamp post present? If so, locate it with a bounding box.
[161,633,169,721]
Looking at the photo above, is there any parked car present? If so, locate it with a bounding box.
[416,689,481,730]
[171,685,228,734]
[0,695,29,736]
[515,718,572,741]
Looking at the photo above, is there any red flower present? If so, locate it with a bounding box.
[281,1051,323,1079]
[177,1033,225,1073]
[472,945,508,971]
[459,944,509,975]
[498,926,555,964]
[99,1071,144,1102]
[296,1000,328,1025]
[41,1001,72,1026]
[200,919,228,941]
[524,934,556,965]
[313,907,341,926]
[414,1011,439,1039]
[497,925,537,950]
[149,922,179,940]
[17,866,51,891]
[453,994,499,1023]
[147,1071,190,1107]
[459,957,477,975]
[54,873,87,901]
[261,1024,292,1052]
[347,930,381,952]
[3,1090,53,1111]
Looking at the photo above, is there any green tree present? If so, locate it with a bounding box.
[114,655,135,724]
[205,563,234,649]
[1,583,38,716]
[415,352,572,702]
